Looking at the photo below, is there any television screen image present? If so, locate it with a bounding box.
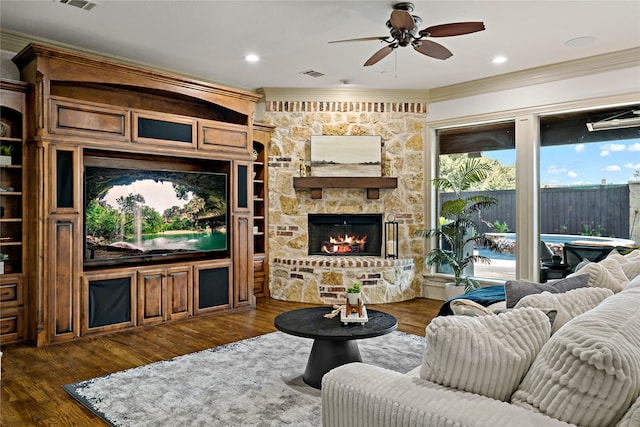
[84,156,229,268]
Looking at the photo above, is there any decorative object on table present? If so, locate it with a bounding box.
[385,214,398,259]
[345,281,365,319]
[0,143,13,166]
[323,304,345,319]
[415,158,501,293]
[346,281,361,305]
[341,303,368,325]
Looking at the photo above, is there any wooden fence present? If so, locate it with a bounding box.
[440,184,630,238]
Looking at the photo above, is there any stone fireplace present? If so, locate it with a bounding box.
[260,94,428,304]
[308,213,382,257]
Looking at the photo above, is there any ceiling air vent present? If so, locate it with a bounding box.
[300,70,325,78]
[57,0,99,11]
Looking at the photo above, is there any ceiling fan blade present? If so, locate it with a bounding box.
[390,9,415,30]
[364,45,395,66]
[420,22,485,37]
[413,40,453,60]
[329,36,389,43]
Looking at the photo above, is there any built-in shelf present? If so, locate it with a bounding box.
[293,176,398,199]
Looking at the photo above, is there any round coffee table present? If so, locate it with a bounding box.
[274,306,398,389]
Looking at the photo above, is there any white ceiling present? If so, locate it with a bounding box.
[1,1,639,92]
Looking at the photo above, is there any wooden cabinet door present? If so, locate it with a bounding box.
[138,268,166,325]
[166,266,192,320]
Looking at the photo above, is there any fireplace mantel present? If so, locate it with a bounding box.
[293,177,397,199]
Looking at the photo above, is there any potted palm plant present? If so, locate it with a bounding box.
[417,158,501,297]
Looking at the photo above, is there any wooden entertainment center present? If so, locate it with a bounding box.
[0,44,270,346]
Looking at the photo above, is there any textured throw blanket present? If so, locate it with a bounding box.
[438,285,506,316]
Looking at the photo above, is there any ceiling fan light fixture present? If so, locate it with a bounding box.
[329,3,484,67]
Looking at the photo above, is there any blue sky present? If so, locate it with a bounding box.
[486,138,640,186]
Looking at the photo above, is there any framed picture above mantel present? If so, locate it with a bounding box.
[310,135,381,177]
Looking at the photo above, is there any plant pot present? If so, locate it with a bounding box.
[0,156,11,166]
[444,283,465,300]
[347,292,361,305]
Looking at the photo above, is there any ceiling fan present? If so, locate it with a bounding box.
[329,2,485,66]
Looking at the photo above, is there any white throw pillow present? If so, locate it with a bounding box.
[449,298,494,316]
[514,287,612,334]
[626,274,640,290]
[567,258,628,292]
[621,260,640,280]
[607,249,640,279]
[511,287,640,427]
[420,307,551,402]
[624,249,640,261]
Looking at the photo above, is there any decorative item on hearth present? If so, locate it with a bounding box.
[385,214,398,259]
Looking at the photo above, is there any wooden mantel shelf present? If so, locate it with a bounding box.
[293,176,398,199]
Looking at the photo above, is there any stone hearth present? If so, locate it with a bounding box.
[270,256,415,304]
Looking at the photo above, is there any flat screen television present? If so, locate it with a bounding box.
[83,151,230,269]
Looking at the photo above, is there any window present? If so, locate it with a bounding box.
[426,100,640,284]
[539,105,640,269]
[436,121,517,281]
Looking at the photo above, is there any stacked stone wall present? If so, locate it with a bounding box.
[261,100,428,303]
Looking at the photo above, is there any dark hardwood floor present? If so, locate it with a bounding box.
[0,297,442,426]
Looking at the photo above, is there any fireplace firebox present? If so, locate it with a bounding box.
[308,214,382,256]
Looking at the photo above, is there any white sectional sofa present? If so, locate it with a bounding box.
[322,249,640,427]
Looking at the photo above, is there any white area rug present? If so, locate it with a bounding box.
[64,331,424,426]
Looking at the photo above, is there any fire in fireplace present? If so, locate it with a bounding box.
[321,234,367,254]
[308,214,382,256]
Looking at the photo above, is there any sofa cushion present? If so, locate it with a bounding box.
[514,287,612,334]
[626,274,640,290]
[567,258,628,292]
[616,395,640,427]
[511,287,640,427]
[504,274,590,308]
[420,307,551,402]
[606,249,640,280]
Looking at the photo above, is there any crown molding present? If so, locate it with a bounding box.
[428,47,640,103]
[3,28,638,105]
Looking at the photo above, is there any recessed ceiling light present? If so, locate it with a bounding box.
[57,0,99,10]
[492,56,507,64]
[245,54,259,62]
[565,36,596,47]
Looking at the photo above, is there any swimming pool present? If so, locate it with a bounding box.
[478,233,636,260]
